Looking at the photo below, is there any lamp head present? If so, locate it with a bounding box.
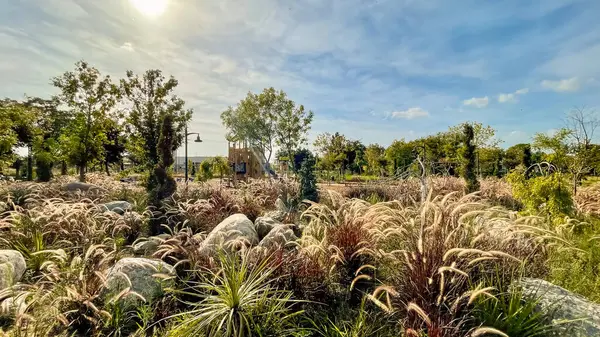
[194,135,203,143]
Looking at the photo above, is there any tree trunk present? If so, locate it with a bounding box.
[573,174,578,196]
[27,145,33,181]
[61,161,67,175]
[79,165,85,182]
[105,160,110,176]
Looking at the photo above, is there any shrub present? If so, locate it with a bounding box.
[299,153,318,202]
[507,170,573,219]
[166,251,304,336]
[461,123,479,193]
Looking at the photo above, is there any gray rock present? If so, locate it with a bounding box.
[100,201,132,215]
[64,181,102,192]
[133,234,170,255]
[516,278,600,336]
[258,224,298,250]
[0,250,26,290]
[254,217,281,240]
[200,214,259,254]
[104,258,175,307]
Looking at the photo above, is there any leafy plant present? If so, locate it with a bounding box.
[166,251,304,337]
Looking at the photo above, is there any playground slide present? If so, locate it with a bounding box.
[249,146,278,178]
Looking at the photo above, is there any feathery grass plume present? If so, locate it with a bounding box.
[349,191,550,335]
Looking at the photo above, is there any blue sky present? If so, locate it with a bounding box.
[1,0,600,156]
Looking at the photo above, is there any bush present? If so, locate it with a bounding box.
[299,153,318,202]
[507,170,573,219]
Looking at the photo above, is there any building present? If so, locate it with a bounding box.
[173,156,213,173]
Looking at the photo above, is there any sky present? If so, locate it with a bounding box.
[1,0,600,157]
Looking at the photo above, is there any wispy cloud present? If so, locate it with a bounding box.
[120,42,134,52]
[541,77,581,92]
[498,88,529,103]
[389,107,429,120]
[463,96,489,108]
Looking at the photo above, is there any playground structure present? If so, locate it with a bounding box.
[228,141,276,184]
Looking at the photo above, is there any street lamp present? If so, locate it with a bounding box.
[185,124,202,183]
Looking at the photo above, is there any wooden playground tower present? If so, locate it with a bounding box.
[228,140,265,184]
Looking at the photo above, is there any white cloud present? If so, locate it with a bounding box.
[390,107,429,119]
[120,42,134,52]
[498,87,529,103]
[463,96,489,108]
[515,88,529,95]
[541,77,581,92]
[498,93,516,103]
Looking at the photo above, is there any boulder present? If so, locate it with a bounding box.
[258,224,298,250]
[199,214,259,254]
[0,250,26,290]
[100,201,132,215]
[133,234,170,255]
[254,217,281,240]
[64,181,102,192]
[263,198,288,222]
[104,258,175,307]
[516,278,600,336]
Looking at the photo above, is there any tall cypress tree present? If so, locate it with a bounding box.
[461,123,480,193]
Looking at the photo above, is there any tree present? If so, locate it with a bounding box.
[102,119,126,176]
[198,160,213,182]
[221,88,313,172]
[313,132,349,177]
[0,99,37,177]
[121,69,192,169]
[52,61,118,182]
[210,156,230,183]
[533,107,600,195]
[365,144,385,175]
[189,159,196,178]
[461,123,479,193]
[299,152,318,202]
[292,148,312,173]
[385,139,415,175]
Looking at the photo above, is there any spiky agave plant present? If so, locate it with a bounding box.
[166,251,305,337]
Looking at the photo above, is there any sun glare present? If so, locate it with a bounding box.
[129,0,168,17]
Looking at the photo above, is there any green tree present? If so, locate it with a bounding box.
[198,160,213,181]
[385,139,415,175]
[365,144,385,175]
[189,159,196,178]
[102,119,126,175]
[52,61,118,182]
[313,132,349,178]
[147,114,178,234]
[210,156,230,183]
[121,69,192,169]
[461,123,479,193]
[299,152,318,202]
[221,88,313,172]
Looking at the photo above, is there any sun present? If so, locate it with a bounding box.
[129,0,168,17]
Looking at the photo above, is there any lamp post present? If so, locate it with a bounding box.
[184,124,202,184]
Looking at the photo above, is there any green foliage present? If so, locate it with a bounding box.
[221,87,314,167]
[188,159,196,178]
[292,148,312,173]
[166,252,304,337]
[210,156,229,181]
[299,152,319,202]
[470,286,557,337]
[365,144,385,175]
[121,69,192,169]
[52,61,118,182]
[197,160,213,181]
[34,150,54,182]
[507,170,573,219]
[547,217,600,303]
[461,123,479,193]
[148,114,177,234]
